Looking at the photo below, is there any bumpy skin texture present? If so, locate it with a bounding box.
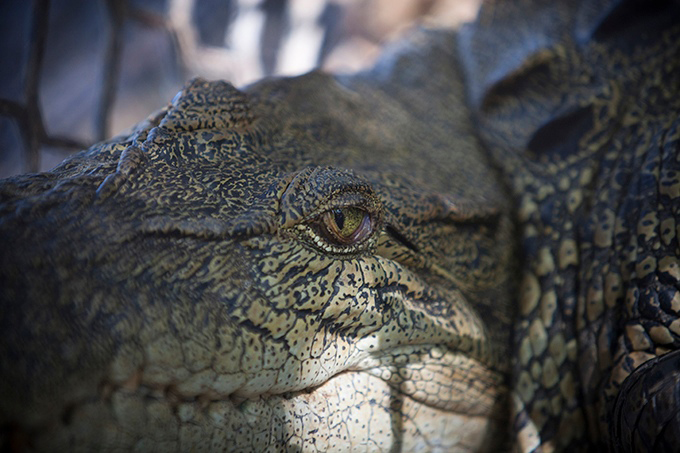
[459,0,680,451]
[2,0,680,452]
[0,31,515,452]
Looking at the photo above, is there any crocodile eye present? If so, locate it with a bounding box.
[321,206,372,245]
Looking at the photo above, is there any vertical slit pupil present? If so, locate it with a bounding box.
[333,208,345,230]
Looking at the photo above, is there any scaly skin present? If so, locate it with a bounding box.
[459,0,680,450]
[0,31,515,452]
[3,1,679,451]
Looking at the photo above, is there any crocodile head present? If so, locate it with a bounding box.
[0,31,516,452]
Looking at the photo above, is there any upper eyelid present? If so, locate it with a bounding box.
[308,192,377,219]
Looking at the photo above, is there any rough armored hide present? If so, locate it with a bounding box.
[0,27,515,452]
[459,0,680,450]
[1,0,680,452]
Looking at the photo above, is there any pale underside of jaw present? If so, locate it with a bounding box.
[33,357,506,453]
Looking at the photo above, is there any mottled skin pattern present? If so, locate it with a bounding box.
[459,0,680,451]
[2,0,680,452]
[0,30,515,452]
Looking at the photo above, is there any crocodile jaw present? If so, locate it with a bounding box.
[18,367,505,453]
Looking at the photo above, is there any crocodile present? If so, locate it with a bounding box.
[1,0,679,452]
[0,25,516,453]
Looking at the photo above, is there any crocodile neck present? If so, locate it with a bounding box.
[460,0,680,449]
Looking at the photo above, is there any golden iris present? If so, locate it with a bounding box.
[322,206,370,245]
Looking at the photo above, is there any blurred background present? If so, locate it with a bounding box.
[0,0,482,178]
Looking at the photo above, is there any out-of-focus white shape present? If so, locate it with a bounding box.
[275,0,328,76]
[426,0,482,27]
[227,0,266,84]
[169,0,265,85]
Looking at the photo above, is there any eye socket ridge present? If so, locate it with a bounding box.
[290,188,383,254]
